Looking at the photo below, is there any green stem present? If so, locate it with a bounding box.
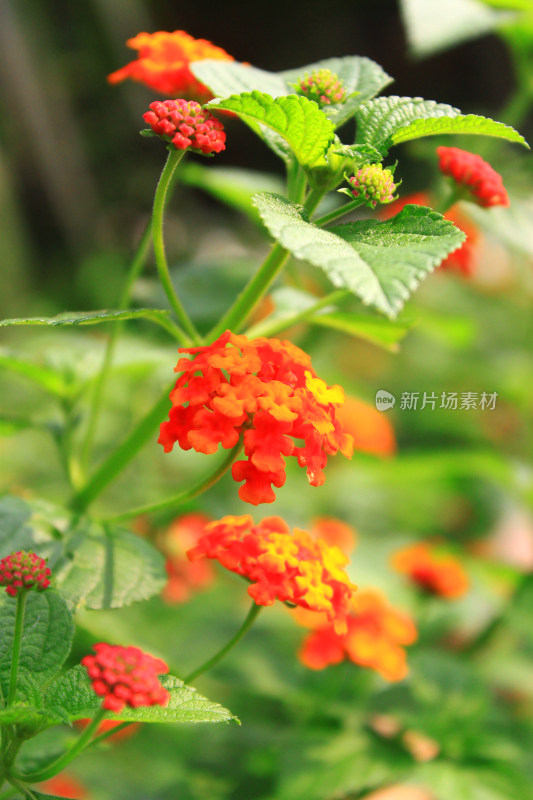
[184,602,262,684]
[207,244,291,340]
[303,186,327,217]
[245,290,351,339]
[313,197,366,227]
[434,185,465,215]
[287,162,307,204]
[6,780,36,800]
[79,220,154,473]
[100,439,244,524]
[7,592,27,706]
[69,382,175,514]
[12,709,107,784]
[152,150,201,344]
[464,572,533,656]
[89,721,133,748]
[0,788,17,799]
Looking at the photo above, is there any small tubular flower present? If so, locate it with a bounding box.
[437,146,509,208]
[0,551,51,597]
[158,331,353,504]
[82,644,170,713]
[348,162,397,208]
[294,68,346,107]
[160,512,215,604]
[187,515,356,633]
[108,30,234,101]
[391,542,469,599]
[143,99,226,155]
[299,589,417,681]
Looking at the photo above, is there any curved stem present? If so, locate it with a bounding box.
[153,150,201,344]
[184,602,262,684]
[100,439,244,524]
[12,709,107,785]
[69,382,175,514]
[79,220,153,473]
[207,244,291,340]
[89,720,133,748]
[313,197,366,227]
[245,290,351,339]
[303,186,327,217]
[7,592,27,706]
[6,779,36,800]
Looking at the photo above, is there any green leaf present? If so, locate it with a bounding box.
[191,59,288,99]
[0,590,74,695]
[281,56,393,126]
[0,349,71,397]
[0,308,172,328]
[180,164,284,224]
[0,414,34,436]
[400,0,512,58]
[0,495,35,556]
[53,522,166,611]
[310,311,411,351]
[208,91,335,167]
[0,703,70,737]
[253,193,465,317]
[356,96,528,155]
[45,666,239,725]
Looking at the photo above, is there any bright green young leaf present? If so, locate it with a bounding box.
[53,522,166,611]
[0,590,74,695]
[180,163,285,224]
[310,311,411,351]
[0,495,36,556]
[281,56,393,127]
[0,308,173,328]
[208,92,335,167]
[356,96,528,155]
[0,349,71,397]
[45,666,239,725]
[253,193,465,317]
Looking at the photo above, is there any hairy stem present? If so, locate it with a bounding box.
[152,149,200,344]
[184,602,262,683]
[100,439,244,523]
[7,592,27,706]
[313,197,366,227]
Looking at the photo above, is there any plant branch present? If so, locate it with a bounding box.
[313,197,366,227]
[245,290,351,339]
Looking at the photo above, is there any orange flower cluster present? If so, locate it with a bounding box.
[39,773,88,799]
[437,146,509,208]
[187,515,356,633]
[381,192,479,276]
[337,395,397,457]
[161,512,215,603]
[391,543,469,599]
[108,30,233,101]
[298,589,417,681]
[158,331,353,505]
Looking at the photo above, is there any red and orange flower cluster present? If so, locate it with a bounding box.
[158,331,353,504]
[392,543,469,599]
[0,551,51,597]
[437,146,509,208]
[298,589,417,681]
[187,515,356,633]
[108,30,233,101]
[143,99,226,155]
[82,643,170,713]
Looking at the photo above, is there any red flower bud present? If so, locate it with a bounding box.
[143,99,226,155]
[0,551,51,597]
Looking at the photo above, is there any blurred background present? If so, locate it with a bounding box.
[1,1,533,799]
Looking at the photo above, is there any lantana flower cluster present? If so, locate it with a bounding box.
[437,146,509,208]
[0,551,51,597]
[348,162,397,208]
[392,543,469,599]
[187,515,356,633]
[158,331,353,504]
[108,30,233,101]
[82,643,170,713]
[143,99,226,155]
[295,68,346,107]
[298,589,417,681]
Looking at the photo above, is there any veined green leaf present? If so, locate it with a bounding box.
[0,308,172,328]
[0,590,74,696]
[45,666,239,725]
[192,59,288,99]
[310,311,411,351]
[0,349,71,397]
[208,92,335,167]
[53,522,166,611]
[281,56,393,126]
[356,96,528,154]
[253,193,465,317]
